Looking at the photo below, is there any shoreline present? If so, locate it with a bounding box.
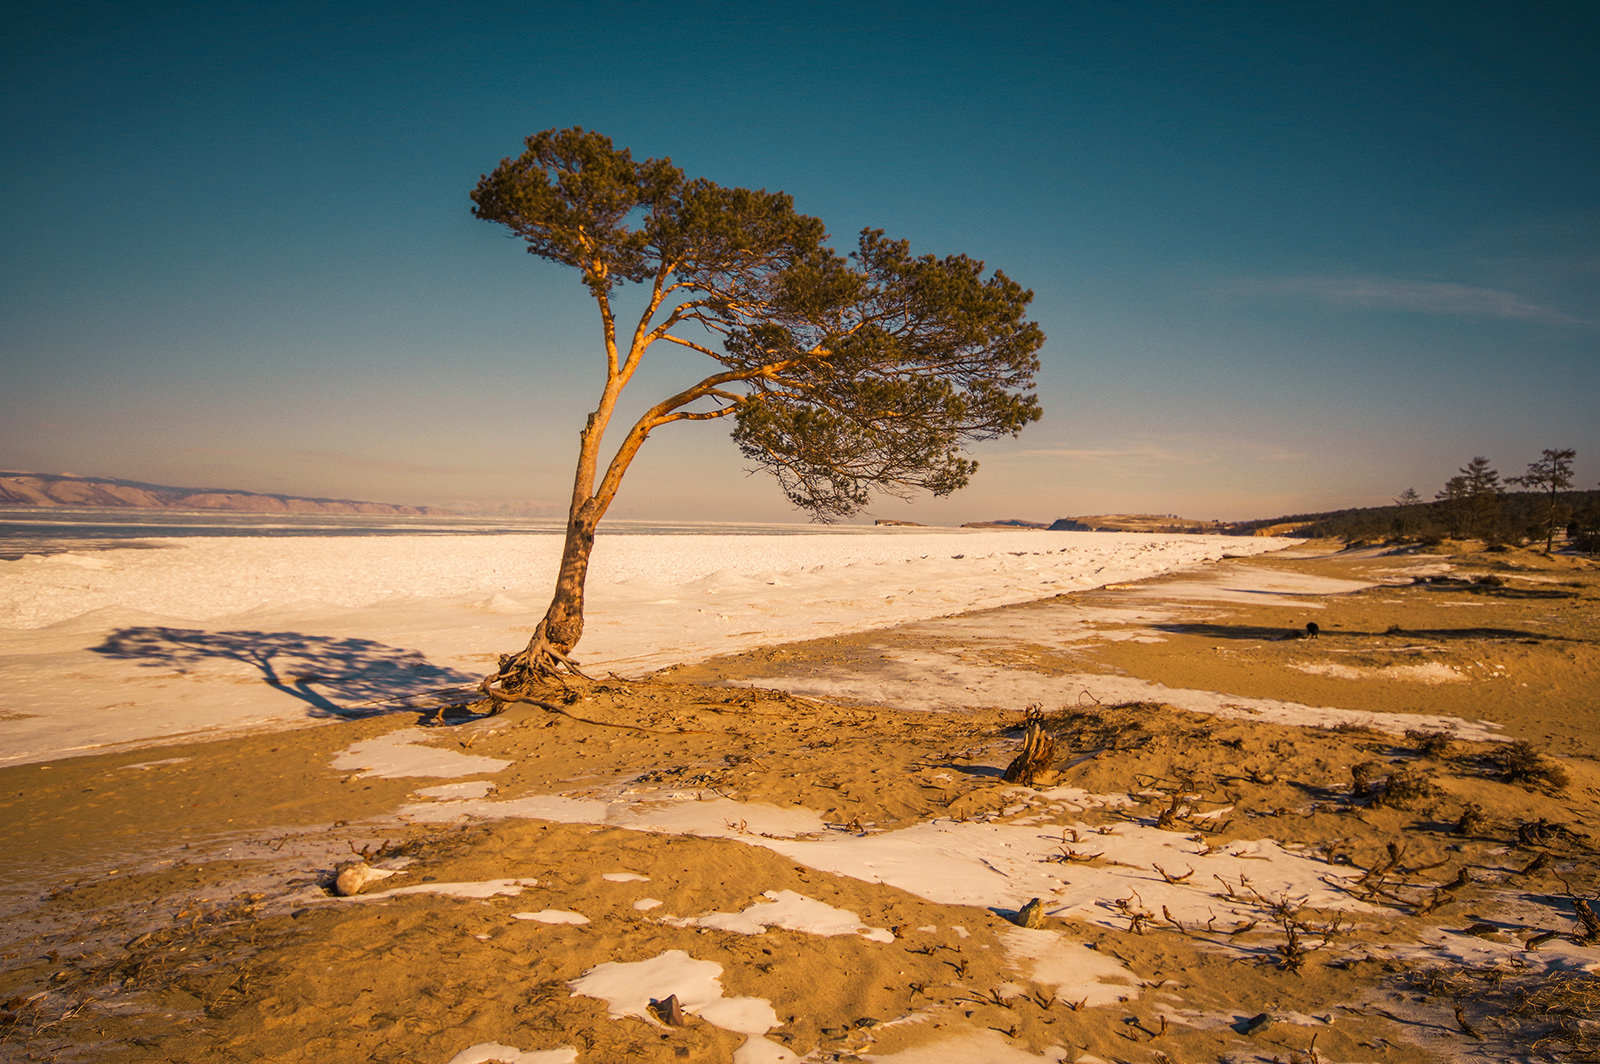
[0,529,1288,766]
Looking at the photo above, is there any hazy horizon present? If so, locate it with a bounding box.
[4,3,1596,524]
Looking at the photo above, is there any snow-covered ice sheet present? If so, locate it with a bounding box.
[0,530,1287,763]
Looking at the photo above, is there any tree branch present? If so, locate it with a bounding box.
[658,405,741,424]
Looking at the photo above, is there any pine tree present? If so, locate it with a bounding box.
[471,129,1044,686]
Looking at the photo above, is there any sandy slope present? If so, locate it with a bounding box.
[0,541,1596,1063]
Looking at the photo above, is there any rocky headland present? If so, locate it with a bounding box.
[0,471,451,516]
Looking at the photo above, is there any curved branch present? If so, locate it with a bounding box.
[658,405,741,424]
[658,335,730,360]
[588,359,818,510]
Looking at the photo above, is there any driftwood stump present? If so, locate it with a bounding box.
[1002,722,1058,786]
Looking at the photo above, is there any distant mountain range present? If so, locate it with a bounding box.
[0,471,453,517]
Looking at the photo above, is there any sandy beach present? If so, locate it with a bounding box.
[1,536,1596,1063]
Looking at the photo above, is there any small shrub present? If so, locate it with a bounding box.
[1328,720,1383,738]
[1370,766,1441,808]
[1350,761,1383,798]
[1494,740,1570,791]
[1352,760,1439,807]
[1404,728,1454,758]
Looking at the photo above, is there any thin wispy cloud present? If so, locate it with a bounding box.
[287,450,495,477]
[999,438,1307,468]
[1228,276,1589,326]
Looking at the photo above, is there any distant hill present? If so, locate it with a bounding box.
[0,471,453,517]
[960,518,1049,529]
[1047,514,1230,534]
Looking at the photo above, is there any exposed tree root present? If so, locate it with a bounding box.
[480,622,595,712]
[473,676,707,736]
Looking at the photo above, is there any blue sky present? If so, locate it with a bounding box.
[3,1,1595,522]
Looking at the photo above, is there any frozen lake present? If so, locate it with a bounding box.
[0,526,1290,763]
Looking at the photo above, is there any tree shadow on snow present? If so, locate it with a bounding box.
[90,627,478,719]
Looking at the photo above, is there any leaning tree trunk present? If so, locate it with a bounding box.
[541,503,600,654]
[489,500,603,694]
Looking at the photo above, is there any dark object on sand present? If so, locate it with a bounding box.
[649,994,687,1026]
[1304,621,1319,639]
[1003,722,1058,786]
[1236,1013,1272,1034]
[1013,898,1047,928]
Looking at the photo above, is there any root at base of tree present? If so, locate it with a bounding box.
[480,622,595,711]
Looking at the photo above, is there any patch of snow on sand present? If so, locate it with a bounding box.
[394,788,1377,925]
[1289,661,1465,683]
[736,649,1505,741]
[734,1036,802,1064]
[512,910,590,925]
[602,872,649,882]
[332,729,512,778]
[999,927,1138,1007]
[415,780,497,799]
[400,793,827,842]
[757,819,1378,925]
[570,949,788,1062]
[1102,563,1377,607]
[665,889,894,942]
[444,1045,576,1064]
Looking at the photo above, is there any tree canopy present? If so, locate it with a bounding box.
[472,128,1042,521]
[470,128,1044,683]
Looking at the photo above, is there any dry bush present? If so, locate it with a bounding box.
[1350,761,1380,797]
[1368,768,1438,809]
[1403,967,1600,1059]
[1352,762,1439,807]
[1327,720,1384,738]
[1404,728,1454,758]
[1454,803,1486,835]
[1493,740,1570,791]
[1374,766,1441,808]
